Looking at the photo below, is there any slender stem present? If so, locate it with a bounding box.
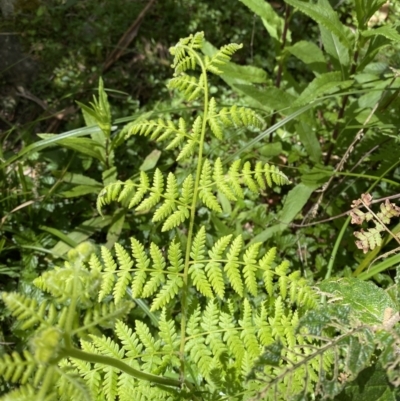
[324,50,359,165]
[179,48,209,377]
[269,3,291,142]
[60,346,184,388]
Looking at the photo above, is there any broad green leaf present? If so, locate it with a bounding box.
[239,0,286,41]
[300,164,333,186]
[51,215,112,257]
[292,72,349,107]
[362,26,400,42]
[105,209,126,249]
[354,0,390,29]
[286,0,352,48]
[296,121,322,163]
[40,226,78,248]
[37,134,105,162]
[53,172,102,187]
[233,84,296,111]
[102,166,118,186]
[286,40,327,75]
[320,25,350,76]
[62,185,100,198]
[335,363,396,401]
[279,182,317,224]
[319,278,396,325]
[140,149,162,171]
[249,183,317,244]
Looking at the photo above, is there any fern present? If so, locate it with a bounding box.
[0,33,329,401]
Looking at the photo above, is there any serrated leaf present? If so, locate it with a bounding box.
[319,278,397,325]
[286,40,327,75]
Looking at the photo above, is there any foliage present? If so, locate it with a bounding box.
[2,0,400,399]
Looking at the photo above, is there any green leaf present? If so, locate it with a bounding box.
[239,0,286,41]
[335,363,396,401]
[286,40,327,75]
[106,209,126,249]
[354,0,390,29]
[319,278,397,325]
[36,134,105,161]
[53,172,102,187]
[51,216,112,257]
[320,25,350,74]
[39,226,78,248]
[292,72,345,107]
[140,149,162,171]
[285,0,352,48]
[296,120,322,163]
[362,26,400,42]
[233,84,296,111]
[62,185,100,198]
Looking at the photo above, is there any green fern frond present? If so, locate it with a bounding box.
[98,247,117,302]
[141,243,166,298]
[243,243,261,296]
[81,301,133,333]
[199,159,222,212]
[130,238,150,298]
[168,74,205,101]
[205,43,243,74]
[158,310,180,368]
[240,299,260,360]
[170,32,204,73]
[114,320,143,359]
[1,293,47,330]
[136,169,164,212]
[152,173,178,223]
[0,384,42,401]
[219,105,263,129]
[224,235,244,296]
[113,243,134,304]
[201,302,226,358]
[213,158,237,201]
[0,350,38,384]
[96,181,123,215]
[208,97,224,140]
[205,234,232,299]
[151,275,183,312]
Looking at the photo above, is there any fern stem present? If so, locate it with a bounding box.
[60,346,185,388]
[179,48,210,375]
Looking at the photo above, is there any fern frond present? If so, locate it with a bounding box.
[170,32,204,73]
[199,159,222,212]
[135,320,162,370]
[130,238,150,298]
[113,243,134,304]
[114,320,143,360]
[205,43,243,74]
[158,310,180,369]
[205,234,232,299]
[177,116,202,161]
[224,235,244,296]
[141,243,166,298]
[0,351,38,384]
[240,299,260,360]
[213,158,237,201]
[98,247,117,302]
[201,302,226,358]
[129,171,150,208]
[151,275,183,312]
[219,105,263,129]
[96,181,123,214]
[208,97,224,139]
[152,173,178,223]
[219,311,245,363]
[81,300,132,332]
[1,293,47,330]
[136,169,164,212]
[168,74,205,101]
[243,243,261,296]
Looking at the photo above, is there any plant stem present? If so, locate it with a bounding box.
[61,346,184,388]
[269,3,291,142]
[179,48,209,378]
